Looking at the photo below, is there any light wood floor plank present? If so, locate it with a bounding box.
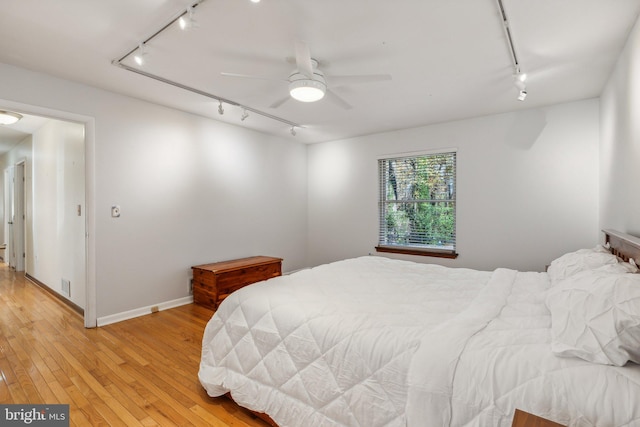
[7,381,28,404]
[69,408,94,427]
[65,381,109,426]
[0,365,10,402]
[0,264,270,426]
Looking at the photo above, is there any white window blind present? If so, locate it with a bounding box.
[378,151,456,255]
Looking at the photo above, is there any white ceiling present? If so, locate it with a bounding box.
[0,114,50,154]
[0,0,639,145]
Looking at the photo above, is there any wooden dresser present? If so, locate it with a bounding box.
[192,256,282,310]
[512,409,566,427]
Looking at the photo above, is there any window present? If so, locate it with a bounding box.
[376,151,457,258]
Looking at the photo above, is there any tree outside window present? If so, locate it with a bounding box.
[377,151,457,258]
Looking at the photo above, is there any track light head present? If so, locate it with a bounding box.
[178,6,197,31]
[241,109,249,121]
[178,16,188,30]
[218,101,224,115]
[133,43,147,66]
[513,70,527,91]
[514,69,527,100]
[517,89,527,101]
[290,127,297,136]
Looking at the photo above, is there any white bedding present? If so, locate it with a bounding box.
[199,256,640,426]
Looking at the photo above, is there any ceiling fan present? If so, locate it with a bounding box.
[221,41,391,109]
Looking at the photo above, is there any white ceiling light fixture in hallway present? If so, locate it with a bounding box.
[0,111,23,125]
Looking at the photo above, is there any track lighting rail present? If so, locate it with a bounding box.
[115,0,207,65]
[495,0,528,101]
[496,0,520,73]
[112,0,302,132]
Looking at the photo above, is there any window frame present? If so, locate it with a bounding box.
[375,149,458,259]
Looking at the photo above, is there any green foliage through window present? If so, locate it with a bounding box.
[378,152,456,253]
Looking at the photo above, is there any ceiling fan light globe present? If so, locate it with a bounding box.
[289,79,326,102]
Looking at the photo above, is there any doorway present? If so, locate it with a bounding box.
[0,101,95,328]
[0,106,94,327]
[3,161,25,271]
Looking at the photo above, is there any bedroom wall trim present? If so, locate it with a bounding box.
[96,295,194,326]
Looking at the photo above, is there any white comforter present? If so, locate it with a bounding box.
[199,256,640,426]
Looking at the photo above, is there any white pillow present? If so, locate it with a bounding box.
[547,246,619,284]
[546,269,640,366]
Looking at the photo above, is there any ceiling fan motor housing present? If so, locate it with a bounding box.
[289,70,327,102]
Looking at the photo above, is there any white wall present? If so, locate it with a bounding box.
[30,119,86,307]
[308,100,601,272]
[0,55,609,320]
[600,14,640,235]
[95,109,308,318]
[0,62,308,321]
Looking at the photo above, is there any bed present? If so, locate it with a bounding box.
[199,230,640,426]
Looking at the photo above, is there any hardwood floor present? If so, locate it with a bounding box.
[0,263,270,426]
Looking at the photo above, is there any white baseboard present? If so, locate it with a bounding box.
[96,295,194,327]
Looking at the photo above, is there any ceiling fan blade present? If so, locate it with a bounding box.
[324,89,352,110]
[220,72,286,82]
[269,95,291,109]
[295,41,314,79]
[327,74,392,87]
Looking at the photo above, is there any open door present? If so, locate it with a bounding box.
[3,167,11,265]
[13,162,25,271]
[3,163,26,271]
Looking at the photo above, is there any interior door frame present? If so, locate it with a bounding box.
[4,161,27,271]
[13,161,25,272]
[4,166,14,268]
[0,99,97,328]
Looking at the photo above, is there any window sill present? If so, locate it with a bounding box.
[375,246,459,259]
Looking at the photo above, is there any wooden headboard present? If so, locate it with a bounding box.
[603,229,640,262]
